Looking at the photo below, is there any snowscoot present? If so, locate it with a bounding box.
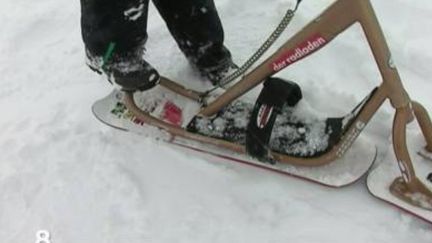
[93,0,432,223]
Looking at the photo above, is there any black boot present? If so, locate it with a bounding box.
[194,45,238,85]
[86,49,160,92]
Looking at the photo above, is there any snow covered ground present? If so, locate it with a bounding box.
[1,0,432,242]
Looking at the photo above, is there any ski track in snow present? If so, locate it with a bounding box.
[1,0,432,242]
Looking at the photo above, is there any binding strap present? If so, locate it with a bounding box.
[246,77,302,162]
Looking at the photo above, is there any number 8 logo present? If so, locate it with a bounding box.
[36,230,51,243]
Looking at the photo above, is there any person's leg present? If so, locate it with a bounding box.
[81,0,150,58]
[152,0,235,84]
[80,0,159,91]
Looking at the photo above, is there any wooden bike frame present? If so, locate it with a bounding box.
[125,0,432,209]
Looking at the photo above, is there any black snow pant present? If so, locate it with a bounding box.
[80,0,231,71]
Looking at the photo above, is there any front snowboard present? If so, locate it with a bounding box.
[367,130,432,224]
[92,89,377,188]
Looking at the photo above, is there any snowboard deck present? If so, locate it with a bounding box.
[367,132,432,224]
[92,89,378,188]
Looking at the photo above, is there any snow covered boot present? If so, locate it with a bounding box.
[86,49,160,92]
[109,59,160,92]
[191,45,238,86]
[200,59,239,86]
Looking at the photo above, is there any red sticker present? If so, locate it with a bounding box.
[257,104,273,129]
[162,101,183,126]
[271,33,327,72]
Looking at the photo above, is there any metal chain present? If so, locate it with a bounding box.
[221,10,294,86]
[203,2,301,97]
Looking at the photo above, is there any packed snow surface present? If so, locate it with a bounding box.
[1,0,432,242]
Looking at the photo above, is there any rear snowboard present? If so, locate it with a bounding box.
[92,89,377,188]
